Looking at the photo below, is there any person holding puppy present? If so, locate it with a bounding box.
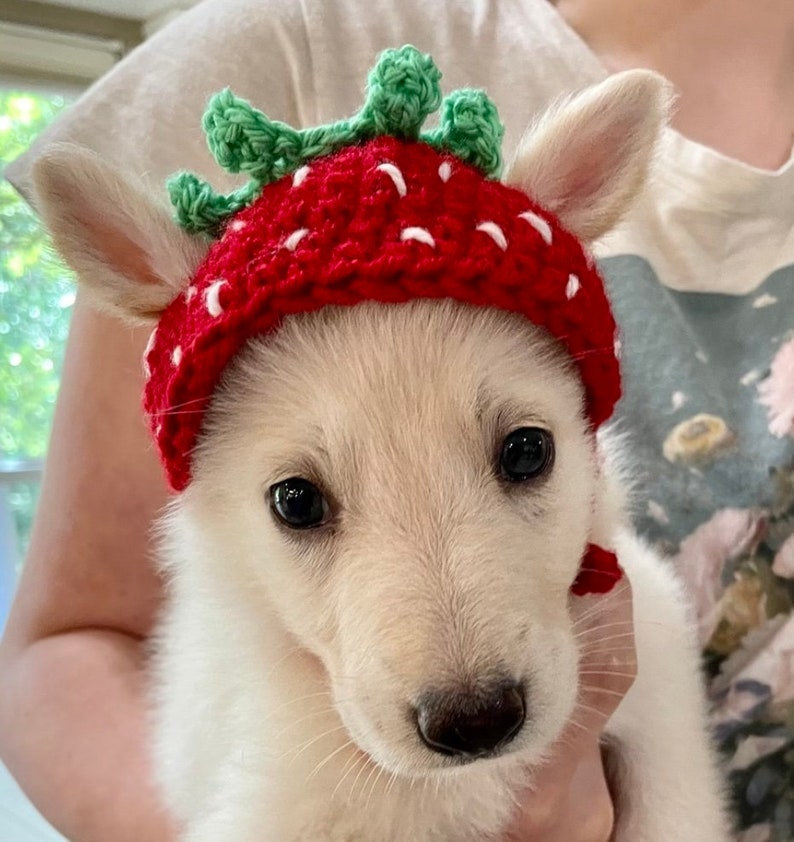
[1,0,792,840]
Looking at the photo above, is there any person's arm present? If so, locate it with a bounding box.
[0,297,177,842]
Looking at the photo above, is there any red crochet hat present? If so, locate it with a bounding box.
[142,47,623,595]
[146,135,620,491]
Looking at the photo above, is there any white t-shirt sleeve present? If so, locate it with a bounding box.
[5,0,605,211]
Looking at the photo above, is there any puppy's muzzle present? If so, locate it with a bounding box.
[414,678,526,758]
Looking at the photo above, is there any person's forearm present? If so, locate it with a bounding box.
[0,629,177,842]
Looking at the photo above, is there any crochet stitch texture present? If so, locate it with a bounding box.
[168,46,503,236]
[143,45,623,593]
[147,135,619,490]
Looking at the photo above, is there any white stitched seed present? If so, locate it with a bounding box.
[185,286,197,302]
[229,219,247,232]
[519,210,553,245]
[205,279,226,318]
[400,227,435,247]
[171,346,182,367]
[438,161,452,182]
[376,163,408,197]
[292,165,310,187]
[566,273,581,299]
[284,228,309,251]
[143,327,157,378]
[476,221,508,251]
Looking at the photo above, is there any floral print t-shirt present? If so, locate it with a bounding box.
[600,129,794,842]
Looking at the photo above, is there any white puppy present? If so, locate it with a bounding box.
[34,70,730,841]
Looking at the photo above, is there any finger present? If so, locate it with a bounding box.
[504,743,613,842]
[499,573,635,841]
[569,572,637,735]
[560,747,614,842]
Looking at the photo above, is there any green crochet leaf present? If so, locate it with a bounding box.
[422,89,504,178]
[170,45,504,235]
[357,46,442,138]
[167,172,260,235]
[202,89,305,183]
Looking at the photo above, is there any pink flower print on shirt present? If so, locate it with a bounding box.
[772,534,794,579]
[758,336,794,438]
[713,613,794,711]
[673,508,766,646]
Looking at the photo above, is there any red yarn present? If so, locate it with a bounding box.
[144,137,620,493]
[571,545,624,596]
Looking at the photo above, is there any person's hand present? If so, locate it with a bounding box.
[501,575,636,841]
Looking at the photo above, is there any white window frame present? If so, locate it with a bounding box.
[0,20,123,82]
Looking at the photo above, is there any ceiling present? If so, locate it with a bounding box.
[40,0,197,19]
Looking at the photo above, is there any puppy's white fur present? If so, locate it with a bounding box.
[33,70,730,840]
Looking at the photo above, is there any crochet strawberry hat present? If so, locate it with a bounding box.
[146,46,622,595]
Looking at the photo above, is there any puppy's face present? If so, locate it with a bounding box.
[30,69,663,780]
[188,300,597,777]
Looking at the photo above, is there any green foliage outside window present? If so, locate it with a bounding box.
[1,90,75,558]
[1,90,75,459]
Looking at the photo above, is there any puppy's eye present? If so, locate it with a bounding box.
[270,478,330,529]
[499,427,555,482]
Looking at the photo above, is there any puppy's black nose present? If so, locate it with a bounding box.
[415,680,525,757]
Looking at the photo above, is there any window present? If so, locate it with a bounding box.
[0,88,76,625]
[0,4,193,836]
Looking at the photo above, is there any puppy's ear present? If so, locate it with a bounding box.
[32,144,210,324]
[504,70,673,243]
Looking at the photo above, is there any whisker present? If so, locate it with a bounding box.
[568,346,615,362]
[271,703,337,728]
[279,723,349,765]
[263,692,335,723]
[579,684,631,699]
[333,750,369,803]
[384,767,401,799]
[506,784,523,812]
[308,738,356,780]
[145,408,207,417]
[145,395,210,416]
[350,752,376,804]
[577,632,636,648]
[574,620,635,638]
[579,670,636,679]
[573,700,612,722]
[262,646,305,680]
[571,582,632,624]
[564,717,591,734]
[357,757,382,805]
[365,763,387,812]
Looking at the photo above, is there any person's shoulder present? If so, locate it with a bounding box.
[305,0,606,151]
[596,130,794,293]
[8,0,604,206]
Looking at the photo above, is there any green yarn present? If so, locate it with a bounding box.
[422,90,504,179]
[170,45,504,235]
[168,172,261,235]
[357,46,442,138]
[202,89,305,182]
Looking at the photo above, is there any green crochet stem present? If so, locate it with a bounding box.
[169,45,505,235]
